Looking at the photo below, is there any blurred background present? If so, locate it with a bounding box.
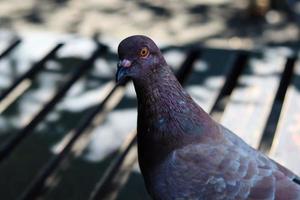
[0,0,299,200]
[0,0,299,47]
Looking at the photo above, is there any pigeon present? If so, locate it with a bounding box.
[116,35,300,200]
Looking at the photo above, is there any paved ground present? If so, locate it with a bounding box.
[0,0,299,48]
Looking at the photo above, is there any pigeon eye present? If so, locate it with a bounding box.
[139,47,149,58]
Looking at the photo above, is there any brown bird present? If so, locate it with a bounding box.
[116,35,300,200]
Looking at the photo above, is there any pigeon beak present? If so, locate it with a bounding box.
[116,59,132,85]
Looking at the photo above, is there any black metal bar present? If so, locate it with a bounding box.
[0,44,106,163]
[175,48,201,85]
[259,56,297,152]
[89,133,137,200]
[209,52,249,117]
[0,43,64,102]
[19,84,119,200]
[89,49,201,199]
[0,39,21,59]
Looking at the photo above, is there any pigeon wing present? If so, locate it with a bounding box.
[164,133,300,200]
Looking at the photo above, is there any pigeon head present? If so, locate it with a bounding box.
[116,35,166,85]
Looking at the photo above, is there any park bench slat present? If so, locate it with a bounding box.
[0,44,104,162]
[41,85,131,200]
[90,130,137,200]
[269,58,300,176]
[0,39,21,60]
[184,48,238,113]
[0,43,64,114]
[220,49,287,148]
[0,75,94,200]
[0,82,116,200]
[0,44,72,146]
[20,83,123,200]
[0,42,107,199]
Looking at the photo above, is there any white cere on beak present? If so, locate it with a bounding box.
[119,59,132,68]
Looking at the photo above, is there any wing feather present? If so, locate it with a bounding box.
[163,126,300,200]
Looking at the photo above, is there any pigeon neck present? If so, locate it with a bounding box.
[133,65,193,118]
[133,66,211,139]
[133,65,220,168]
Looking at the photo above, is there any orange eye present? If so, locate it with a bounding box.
[139,47,149,58]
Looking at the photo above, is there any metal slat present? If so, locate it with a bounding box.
[185,49,243,113]
[19,84,124,200]
[0,39,21,59]
[0,43,64,113]
[0,43,106,163]
[220,49,286,148]
[41,85,132,200]
[89,132,137,200]
[259,56,297,152]
[210,52,248,120]
[177,49,202,85]
[175,49,201,84]
[269,58,300,175]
